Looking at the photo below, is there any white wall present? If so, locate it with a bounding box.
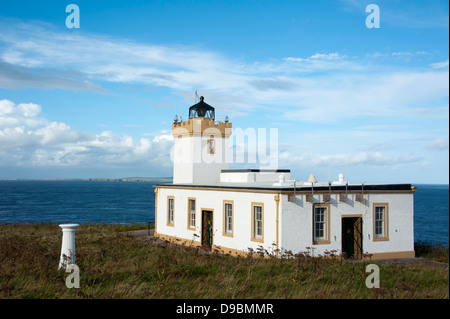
[156,187,414,257]
[173,136,229,184]
[220,172,291,183]
[156,187,278,253]
[280,192,414,256]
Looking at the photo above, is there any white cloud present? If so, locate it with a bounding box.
[367,50,435,63]
[0,22,232,90]
[354,125,414,130]
[310,52,343,60]
[0,61,109,93]
[0,99,15,115]
[283,52,358,73]
[0,99,42,117]
[0,99,174,168]
[17,103,41,117]
[285,52,344,62]
[0,20,447,125]
[278,150,423,175]
[426,137,449,150]
[273,70,449,123]
[0,19,447,182]
[430,60,449,69]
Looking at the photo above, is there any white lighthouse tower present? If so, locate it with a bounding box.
[172,96,232,184]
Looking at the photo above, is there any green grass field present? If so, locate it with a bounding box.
[0,223,448,299]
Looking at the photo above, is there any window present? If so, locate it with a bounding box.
[373,203,389,241]
[188,198,196,230]
[223,201,233,236]
[207,138,215,154]
[314,207,326,240]
[374,207,384,237]
[167,197,174,226]
[251,203,264,242]
[313,204,330,244]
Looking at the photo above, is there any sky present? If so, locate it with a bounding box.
[0,0,448,184]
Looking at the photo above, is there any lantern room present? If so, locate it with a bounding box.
[189,96,215,119]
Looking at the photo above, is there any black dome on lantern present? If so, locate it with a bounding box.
[189,96,215,119]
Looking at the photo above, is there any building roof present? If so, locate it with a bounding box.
[155,181,414,192]
[189,96,215,119]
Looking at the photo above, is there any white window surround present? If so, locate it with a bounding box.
[373,203,389,241]
[223,201,233,236]
[313,204,330,245]
[188,198,196,230]
[167,197,174,226]
[252,203,264,242]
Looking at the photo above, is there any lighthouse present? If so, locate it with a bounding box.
[154,97,416,260]
[172,96,232,184]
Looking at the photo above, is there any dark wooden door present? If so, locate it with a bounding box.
[342,218,354,258]
[201,210,213,249]
[342,217,363,259]
[354,217,363,259]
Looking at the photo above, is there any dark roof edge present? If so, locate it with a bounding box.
[189,100,215,110]
[221,169,291,173]
[155,183,413,192]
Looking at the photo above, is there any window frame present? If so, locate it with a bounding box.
[223,200,234,237]
[251,202,264,243]
[167,196,174,227]
[187,197,196,230]
[207,137,215,154]
[312,203,330,245]
[373,203,389,241]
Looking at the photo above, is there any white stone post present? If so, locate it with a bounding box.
[58,223,80,270]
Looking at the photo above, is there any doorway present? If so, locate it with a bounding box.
[201,210,213,250]
[342,216,362,259]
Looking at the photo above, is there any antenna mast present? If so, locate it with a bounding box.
[195,90,199,103]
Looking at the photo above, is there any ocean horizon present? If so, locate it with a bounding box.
[0,180,448,246]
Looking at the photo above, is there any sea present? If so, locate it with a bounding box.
[0,181,448,245]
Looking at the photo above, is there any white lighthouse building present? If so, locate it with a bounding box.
[154,97,416,260]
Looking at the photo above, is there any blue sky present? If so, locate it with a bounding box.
[0,0,448,183]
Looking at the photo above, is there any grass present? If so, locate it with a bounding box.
[415,241,449,264]
[113,222,154,232]
[0,223,448,299]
